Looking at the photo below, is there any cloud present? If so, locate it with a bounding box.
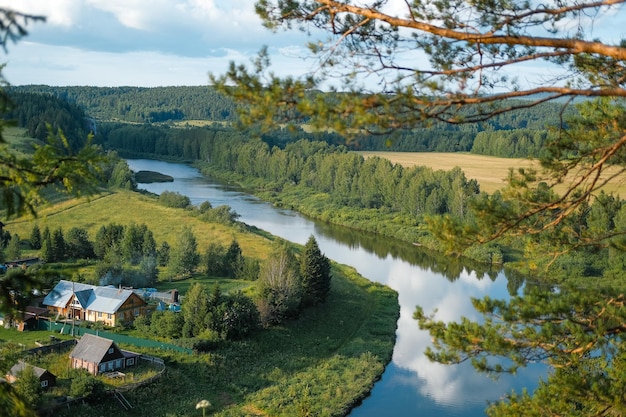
[0,0,318,86]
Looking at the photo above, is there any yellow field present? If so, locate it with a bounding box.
[357,151,626,195]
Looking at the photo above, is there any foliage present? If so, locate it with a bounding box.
[181,283,260,341]
[0,381,36,417]
[209,0,626,250]
[300,234,331,306]
[1,125,104,219]
[5,233,21,260]
[150,310,185,339]
[28,224,40,250]
[12,365,42,409]
[65,227,95,260]
[69,370,105,399]
[415,284,626,416]
[158,190,191,209]
[108,159,136,190]
[169,225,200,276]
[257,243,303,326]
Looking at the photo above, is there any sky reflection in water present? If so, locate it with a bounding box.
[127,159,543,416]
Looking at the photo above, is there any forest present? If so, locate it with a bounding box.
[7,85,572,157]
[5,88,624,284]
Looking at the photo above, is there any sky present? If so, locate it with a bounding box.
[0,1,624,88]
[0,0,316,87]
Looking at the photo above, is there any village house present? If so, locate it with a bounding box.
[69,333,140,376]
[43,280,150,327]
[6,361,57,389]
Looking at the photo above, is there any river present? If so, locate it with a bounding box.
[126,159,543,416]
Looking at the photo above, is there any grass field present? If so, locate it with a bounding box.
[357,151,626,195]
[7,190,272,277]
[3,189,399,416]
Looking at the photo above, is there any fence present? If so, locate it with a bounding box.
[37,319,193,354]
[24,339,76,356]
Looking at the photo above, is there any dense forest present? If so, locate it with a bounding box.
[8,87,623,282]
[8,85,573,158]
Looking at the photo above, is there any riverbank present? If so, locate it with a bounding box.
[6,190,400,416]
[193,161,503,267]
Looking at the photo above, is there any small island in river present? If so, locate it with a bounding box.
[134,170,174,183]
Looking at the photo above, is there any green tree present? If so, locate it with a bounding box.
[170,226,200,276]
[204,242,226,276]
[5,233,21,261]
[150,310,184,339]
[69,370,105,399]
[415,284,626,416]
[157,241,170,267]
[181,283,210,337]
[212,0,626,248]
[65,227,94,260]
[300,235,331,306]
[50,227,66,262]
[12,365,41,409]
[257,243,303,326]
[28,225,41,250]
[224,239,243,278]
[39,234,53,263]
[108,159,136,190]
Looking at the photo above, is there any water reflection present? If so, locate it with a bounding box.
[126,159,541,416]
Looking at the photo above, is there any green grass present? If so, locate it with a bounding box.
[3,190,399,417]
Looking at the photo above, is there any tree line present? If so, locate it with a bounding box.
[9,86,572,159]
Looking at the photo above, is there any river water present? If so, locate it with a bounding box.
[127,159,542,416]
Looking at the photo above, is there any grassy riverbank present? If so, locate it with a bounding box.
[4,190,399,416]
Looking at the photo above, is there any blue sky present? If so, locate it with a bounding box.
[0,1,624,88]
[0,0,314,86]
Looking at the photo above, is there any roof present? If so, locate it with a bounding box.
[9,361,53,379]
[70,333,119,363]
[43,280,139,314]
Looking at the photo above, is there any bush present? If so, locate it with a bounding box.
[70,371,106,400]
[158,191,191,208]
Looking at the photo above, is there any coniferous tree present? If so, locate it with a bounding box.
[224,239,243,278]
[28,225,41,250]
[300,235,331,306]
[39,235,53,263]
[51,227,66,262]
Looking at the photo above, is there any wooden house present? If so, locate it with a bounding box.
[43,280,150,327]
[69,333,140,376]
[6,361,56,389]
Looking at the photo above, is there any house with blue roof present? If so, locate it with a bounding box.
[43,280,150,327]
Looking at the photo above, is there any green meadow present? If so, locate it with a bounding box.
[3,190,399,416]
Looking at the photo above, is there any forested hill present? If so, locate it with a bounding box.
[8,85,238,123]
[5,90,91,152]
[8,85,574,158]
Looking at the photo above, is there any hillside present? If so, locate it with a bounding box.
[8,85,572,158]
[4,190,399,417]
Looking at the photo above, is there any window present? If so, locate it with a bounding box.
[126,358,135,366]
[41,380,48,388]
[134,308,140,317]
[97,312,102,318]
[107,313,112,319]
[108,347,114,354]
